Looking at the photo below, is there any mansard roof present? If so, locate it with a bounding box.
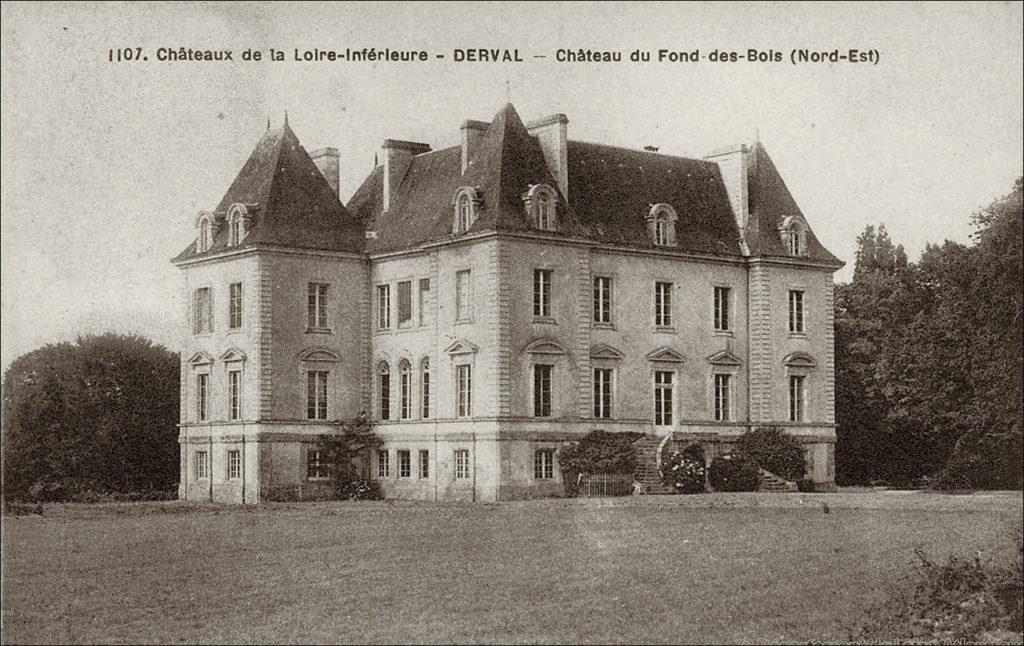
[565,142,741,255]
[746,143,841,264]
[175,122,365,262]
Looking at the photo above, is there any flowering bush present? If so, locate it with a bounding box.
[708,452,761,492]
[660,450,706,494]
[338,479,382,501]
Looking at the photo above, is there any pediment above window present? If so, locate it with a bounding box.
[297,347,340,362]
[783,351,816,368]
[188,351,214,366]
[590,344,625,360]
[646,347,685,363]
[445,339,479,356]
[707,350,742,366]
[525,339,568,356]
[220,347,248,363]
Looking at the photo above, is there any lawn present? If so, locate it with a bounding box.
[2,491,1021,644]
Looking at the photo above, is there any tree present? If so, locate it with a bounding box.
[315,413,383,499]
[2,334,180,501]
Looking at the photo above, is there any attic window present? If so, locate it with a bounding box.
[647,203,677,246]
[198,217,212,253]
[779,215,809,257]
[452,187,481,234]
[227,204,252,247]
[523,184,558,232]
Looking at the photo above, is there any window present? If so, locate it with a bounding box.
[789,290,805,334]
[525,184,558,231]
[229,216,242,246]
[714,373,731,422]
[593,368,613,418]
[654,370,674,426]
[196,373,209,422]
[418,278,430,326]
[789,375,806,422]
[397,450,411,478]
[419,450,430,479]
[399,360,412,420]
[307,449,329,479]
[780,215,809,257]
[533,269,552,318]
[649,204,677,246]
[198,218,211,253]
[379,363,391,420]
[533,364,552,417]
[377,284,391,329]
[306,370,328,420]
[655,282,673,327]
[593,276,612,324]
[228,370,241,421]
[789,232,802,256]
[534,449,554,479]
[456,364,472,417]
[455,270,472,321]
[194,450,208,479]
[420,359,431,419]
[457,193,473,232]
[454,449,470,479]
[714,286,731,332]
[228,282,242,329]
[193,287,212,334]
[227,450,241,480]
[308,283,328,330]
[377,450,390,478]
[397,281,412,326]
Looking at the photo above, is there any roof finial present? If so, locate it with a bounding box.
[374,152,379,167]
[284,110,289,127]
[266,117,270,132]
[505,72,510,102]
[754,124,760,146]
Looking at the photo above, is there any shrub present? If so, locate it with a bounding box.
[797,478,817,493]
[558,430,645,496]
[314,413,385,501]
[737,426,807,482]
[338,480,383,501]
[660,450,706,494]
[937,427,1024,491]
[708,452,760,492]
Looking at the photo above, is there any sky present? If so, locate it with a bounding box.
[1,1,1022,369]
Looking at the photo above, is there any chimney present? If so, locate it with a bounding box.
[460,120,489,174]
[382,139,431,211]
[704,144,750,254]
[310,147,340,197]
[526,114,569,200]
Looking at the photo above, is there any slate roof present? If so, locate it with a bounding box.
[174,123,364,262]
[745,142,841,264]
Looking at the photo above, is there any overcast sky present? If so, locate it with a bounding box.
[2,1,1022,369]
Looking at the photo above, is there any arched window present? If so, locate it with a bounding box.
[230,216,242,246]
[227,204,251,247]
[779,215,809,257]
[378,362,391,421]
[648,204,677,246]
[420,358,431,419]
[399,359,412,420]
[523,184,558,231]
[453,187,480,234]
[199,218,211,252]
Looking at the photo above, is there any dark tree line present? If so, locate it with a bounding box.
[835,178,1023,489]
[2,333,180,501]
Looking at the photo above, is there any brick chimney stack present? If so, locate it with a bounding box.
[311,147,340,197]
[382,139,431,211]
[526,113,569,200]
[460,120,489,174]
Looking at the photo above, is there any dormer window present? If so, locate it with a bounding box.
[779,215,809,257]
[523,184,558,231]
[453,187,481,234]
[647,203,677,246]
[227,204,253,247]
[195,212,214,253]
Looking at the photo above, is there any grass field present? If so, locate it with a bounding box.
[2,491,1021,644]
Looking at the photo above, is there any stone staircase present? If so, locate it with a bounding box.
[758,468,798,492]
[632,435,676,494]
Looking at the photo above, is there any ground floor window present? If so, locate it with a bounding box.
[194,450,208,479]
[377,450,390,478]
[227,449,241,480]
[654,370,674,426]
[398,450,411,478]
[419,450,430,479]
[454,449,470,479]
[534,449,554,479]
[306,449,329,479]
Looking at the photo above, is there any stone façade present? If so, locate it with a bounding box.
[173,103,843,503]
